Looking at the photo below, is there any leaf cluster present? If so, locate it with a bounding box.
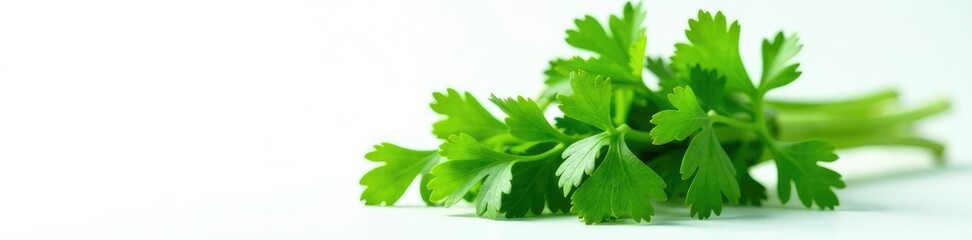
[359,2,948,224]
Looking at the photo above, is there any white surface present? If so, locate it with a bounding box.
[0,0,970,239]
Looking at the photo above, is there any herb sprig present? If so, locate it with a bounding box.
[358,2,949,224]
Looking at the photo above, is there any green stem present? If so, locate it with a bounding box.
[709,112,758,130]
[616,124,654,143]
[519,143,566,161]
[536,97,553,111]
[828,136,946,165]
[777,99,951,140]
[752,93,784,155]
[767,88,899,111]
[879,100,951,124]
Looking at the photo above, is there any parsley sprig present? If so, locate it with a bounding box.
[359,2,949,224]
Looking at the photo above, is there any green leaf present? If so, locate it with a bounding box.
[501,155,572,218]
[558,71,615,131]
[681,127,740,219]
[649,86,709,144]
[551,57,637,83]
[556,132,610,194]
[431,89,507,140]
[553,2,646,85]
[771,140,846,209]
[760,32,803,92]
[608,2,647,61]
[360,143,440,205]
[672,11,755,95]
[555,116,600,136]
[419,174,436,206]
[571,137,667,224]
[729,140,768,206]
[428,134,519,218]
[647,56,680,92]
[687,65,727,111]
[737,168,767,206]
[646,150,691,198]
[490,95,568,142]
[626,36,646,79]
[566,16,626,67]
[541,60,573,102]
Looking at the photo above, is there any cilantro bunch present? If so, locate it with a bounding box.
[359,2,949,224]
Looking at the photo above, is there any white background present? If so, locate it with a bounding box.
[0,0,970,239]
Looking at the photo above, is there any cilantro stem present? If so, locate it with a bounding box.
[709,113,758,130]
[616,124,653,143]
[751,93,786,156]
[776,99,951,140]
[537,97,553,111]
[519,143,566,161]
[830,136,945,164]
[767,88,899,111]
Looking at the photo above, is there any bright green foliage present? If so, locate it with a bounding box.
[687,65,727,111]
[360,143,440,205]
[760,32,803,92]
[650,85,740,219]
[428,134,518,217]
[649,86,708,144]
[544,2,647,101]
[772,140,845,209]
[673,11,755,95]
[730,140,769,206]
[647,56,678,91]
[490,96,568,142]
[555,116,600,136]
[431,89,506,140]
[547,57,636,86]
[564,2,646,81]
[360,1,948,225]
[556,132,610,194]
[571,137,667,224]
[558,71,615,131]
[502,156,572,218]
[682,127,740,219]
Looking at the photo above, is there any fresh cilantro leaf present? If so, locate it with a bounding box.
[687,65,727,111]
[360,143,440,205]
[541,60,573,102]
[571,137,667,224]
[502,155,571,218]
[490,96,568,142]
[360,2,949,224]
[431,89,507,140]
[760,32,803,92]
[646,150,691,198]
[672,11,755,95]
[608,2,647,62]
[555,116,600,136]
[649,86,708,144]
[419,174,436,205]
[651,85,740,219]
[428,134,518,218]
[728,140,768,206]
[551,57,637,83]
[556,132,610,194]
[647,56,681,92]
[682,127,740,219]
[558,71,615,131]
[772,140,846,209]
[552,2,646,85]
[566,16,627,69]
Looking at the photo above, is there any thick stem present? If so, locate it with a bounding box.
[617,124,654,143]
[767,88,899,111]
